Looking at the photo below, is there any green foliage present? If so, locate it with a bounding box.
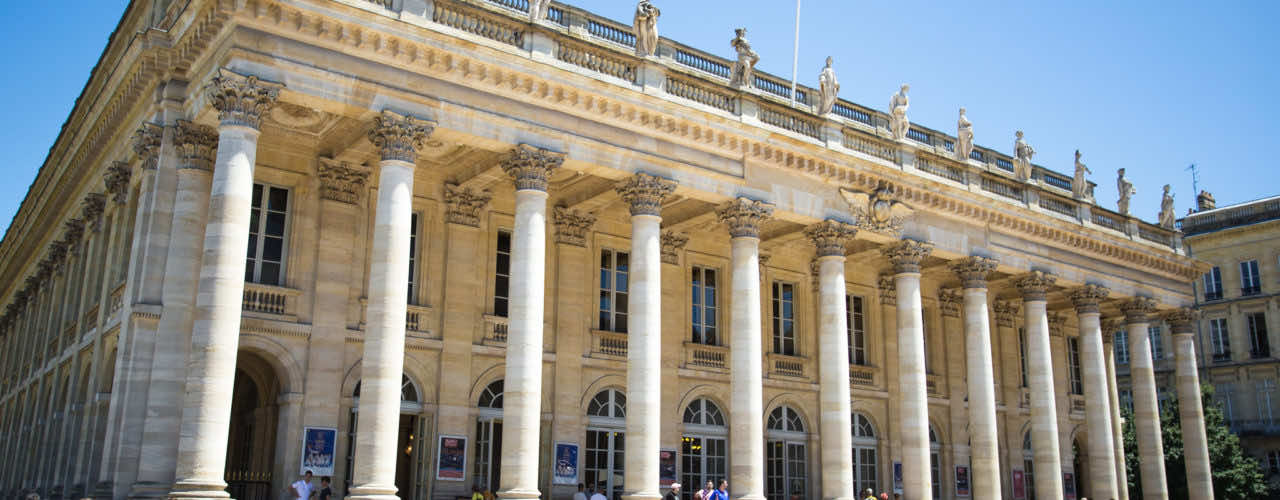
[1120,383,1273,499]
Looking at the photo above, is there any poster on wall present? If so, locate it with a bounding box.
[659,449,677,486]
[954,465,970,497]
[553,443,579,485]
[436,435,467,481]
[893,462,903,494]
[1063,472,1076,500]
[1011,470,1026,500]
[300,427,337,476]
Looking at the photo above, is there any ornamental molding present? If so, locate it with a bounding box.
[660,231,689,265]
[993,300,1020,328]
[882,239,933,274]
[716,198,774,239]
[443,183,492,227]
[1069,284,1110,314]
[1014,270,1057,302]
[104,161,132,204]
[950,256,998,289]
[877,274,896,306]
[501,144,564,192]
[804,220,857,258]
[552,207,596,247]
[82,193,106,232]
[369,110,435,164]
[131,122,163,171]
[206,68,283,130]
[316,158,370,205]
[939,288,962,318]
[1164,308,1198,334]
[174,120,218,171]
[615,173,676,217]
[1119,297,1158,324]
[839,185,914,236]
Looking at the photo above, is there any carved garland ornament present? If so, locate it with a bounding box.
[174,120,219,171]
[716,198,774,239]
[104,161,132,204]
[950,256,998,289]
[443,183,493,228]
[316,159,370,205]
[882,239,933,274]
[369,110,435,164]
[552,207,596,247]
[1014,270,1057,302]
[131,122,162,171]
[1069,284,1110,314]
[615,173,676,217]
[206,68,282,130]
[660,231,688,265]
[804,219,857,258]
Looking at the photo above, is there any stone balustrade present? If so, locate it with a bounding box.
[482,314,509,345]
[767,353,807,379]
[591,329,628,359]
[684,342,729,372]
[849,365,876,388]
[241,282,301,318]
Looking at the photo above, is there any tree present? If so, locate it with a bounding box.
[1121,383,1273,499]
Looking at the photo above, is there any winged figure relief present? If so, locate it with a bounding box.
[839,186,914,235]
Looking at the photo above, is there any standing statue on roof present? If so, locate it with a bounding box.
[728,28,759,88]
[529,0,552,22]
[888,84,910,140]
[1117,168,1136,215]
[955,107,974,161]
[1013,130,1035,181]
[1072,149,1093,201]
[816,57,839,115]
[1159,184,1176,228]
[633,0,660,58]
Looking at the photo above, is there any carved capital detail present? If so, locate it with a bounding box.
[1102,317,1126,335]
[660,231,689,265]
[1047,311,1068,337]
[81,193,106,232]
[804,219,857,257]
[104,161,132,204]
[716,198,774,239]
[950,256,998,289]
[1120,297,1158,324]
[174,120,218,171]
[1164,308,1198,334]
[882,239,933,274]
[1070,284,1110,314]
[615,173,676,217]
[444,184,493,228]
[131,123,163,171]
[553,207,596,247]
[206,68,282,130]
[369,110,435,164]
[877,274,896,306]
[1014,270,1056,302]
[46,242,68,272]
[62,219,85,251]
[501,144,564,192]
[994,300,1020,328]
[315,158,369,205]
[939,288,962,317]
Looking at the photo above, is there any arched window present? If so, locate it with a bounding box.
[474,379,505,492]
[346,374,422,491]
[851,413,878,496]
[351,374,419,403]
[478,379,503,409]
[765,405,807,500]
[1022,430,1036,500]
[586,389,627,500]
[681,399,727,500]
[929,425,942,500]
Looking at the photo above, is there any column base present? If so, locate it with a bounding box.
[496,487,542,499]
[93,480,117,500]
[347,484,399,500]
[621,492,662,500]
[168,478,230,500]
[130,481,174,499]
[732,494,766,500]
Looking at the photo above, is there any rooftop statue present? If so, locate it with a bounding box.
[1072,149,1093,201]
[816,57,839,115]
[1117,168,1136,215]
[955,108,973,161]
[1159,184,1176,228]
[530,0,551,22]
[728,28,759,88]
[889,84,910,140]
[633,1,660,58]
[1013,130,1035,181]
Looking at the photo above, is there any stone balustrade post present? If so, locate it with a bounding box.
[950,256,1001,500]
[882,239,933,500]
[806,220,858,500]
[1015,271,1063,500]
[1168,308,1213,499]
[1121,297,1168,500]
[1070,285,1118,500]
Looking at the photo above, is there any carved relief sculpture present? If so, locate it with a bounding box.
[838,184,914,236]
[1071,149,1093,201]
[1117,168,1136,216]
[816,57,839,116]
[659,231,688,265]
[552,207,596,247]
[633,0,660,58]
[727,28,759,89]
[1013,130,1035,182]
[1159,184,1176,229]
[444,183,493,227]
[955,107,974,161]
[889,84,910,140]
[316,158,370,205]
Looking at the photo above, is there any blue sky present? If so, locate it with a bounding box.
[1,0,1277,236]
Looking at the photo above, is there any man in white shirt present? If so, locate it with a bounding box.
[290,470,315,500]
[588,482,608,500]
[572,483,588,500]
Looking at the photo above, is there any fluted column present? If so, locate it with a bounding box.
[883,240,934,500]
[168,69,279,500]
[497,145,563,500]
[1166,309,1213,499]
[1070,285,1117,500]
[807,221,858,500]
[616,173,676,500]
[716,198,773,500]
[1015,271,1063,500]
[950,257,1001,500]
[1102,324,1130,500]
[1122,298,1167,500]
[349,111,435,500]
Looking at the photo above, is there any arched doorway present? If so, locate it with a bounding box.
[1022,430,1036,500]
[929,425,942,500]
[473,379,504,494]
[225,351,281,500]
[680,398,727,499]
[585,388,626,500]
[345,374,425,499]
[765,405,807,500]
[1071,439,1085,499]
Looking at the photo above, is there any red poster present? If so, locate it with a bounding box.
[1011,470,1026,500]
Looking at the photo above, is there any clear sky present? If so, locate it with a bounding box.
[1,0,1277,237]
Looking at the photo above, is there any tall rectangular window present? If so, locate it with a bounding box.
[1067,337,1083,395]
[690,267,718,345]
[407,212,419,304]
[1115,329,1130,365]
[1241,260,1261,296]
[1203,266,1223,301]
[1148,325,1165,361]
[1120,389,1134,414]
[1018,327,1028,388]
[847,295,866,365]
[1248,312,1271,358]
[772,282,796,356]
[1210,318,1231,362]
[246,183,289,285]
[493,230,511,317]
[599,250,629,333]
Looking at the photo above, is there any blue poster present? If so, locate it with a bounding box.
[300,427,337,476]
[554,442,579,485]
[893,462,903,494]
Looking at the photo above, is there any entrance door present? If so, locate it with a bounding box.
[585,429,624,500]
[396,414,418,499]
[225,358,279,500]
[680,436,726,500]
[765,440,807,500]
[474,418,503,493]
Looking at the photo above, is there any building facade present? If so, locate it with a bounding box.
[0,1,1213,500]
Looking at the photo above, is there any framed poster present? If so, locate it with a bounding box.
[300,427,337,476]
[659,449,677,487]
[436,435,467,481]
[893,462,903,494]
[553,442,579,485]
[954,465,970,497]
[1011,470,1026,500]
[1063,472,1076,500]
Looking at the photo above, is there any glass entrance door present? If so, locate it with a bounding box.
[473,418,503,493]
[585,429,624,500]
[680,436,727,500]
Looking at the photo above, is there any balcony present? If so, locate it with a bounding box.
[590,329,628,359]
[1251,348,1271,359]
[849,365,876,388]
[482,314,508,346]
[242,282,302,319]
[1070,395,1086,414]
[927,374,943,397]
[1229,418,1280,436]
[405,304,434,337]
[1212,352,1232,363]
[1242,286,1262,297]
[1020,388,1031,409]
[1203,290,1223,302]
[684,343,729,372]
[767,353,807,379]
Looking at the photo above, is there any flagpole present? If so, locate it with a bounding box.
[789,0,801,106]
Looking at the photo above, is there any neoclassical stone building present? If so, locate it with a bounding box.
[0,1,1215,500]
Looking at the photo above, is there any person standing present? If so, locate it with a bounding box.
[289,471,315,500]
[317,477,332,500]
[710,480,729,500]
[573,483,588,500]
[664,482,682,500]
[589,484,609,500]
[695,480,714,500]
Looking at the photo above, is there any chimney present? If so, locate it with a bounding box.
[1196,190,1216,211]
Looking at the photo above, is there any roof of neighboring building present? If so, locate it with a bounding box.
[1178,195,1280,237]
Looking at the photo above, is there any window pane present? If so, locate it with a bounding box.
[252,183,263,208]
[263,237,283,262]
[494,298,508,318]
[266,212,286,236]
[260,263,280,285]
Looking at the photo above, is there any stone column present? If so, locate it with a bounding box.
[1166,309,1213,499]
[1102,324,1130,500]
[1070,285,1117,500]
[169,69,279,500]
[497,145,563,500]
[950,257,1001,500]
[1122,298,1167,500]
[349,111,435,500]
[1015,271,1063,500]
[616,174,677,500]
[882,240,934,500]
[134,120,218,498]
[806,220,858,500]
[716,198,774,500]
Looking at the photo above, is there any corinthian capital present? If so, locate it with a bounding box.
[1069,284,1110,314]
[175,120,219,171]
[616,173,676,217]
[877,274,896,306]
[716,198,774,238]
[501,144,564,192]
[63,219,85,249]
[805,220,857,258]
[661,232,689,265]
[369,110,435,164]
[1014,270,1056,301]
[316,158,370,205]
[950,256,998,289]
[1164,308,1198,334]
[132,122,163,171]
[882,239,933,274]
[206,68,282,129]
[1119,297,1158,324]
[553,207,596,247]
[82,193,106,231]
[993,300,1020,327]
[104,161,132,204]
[444,183,492,227]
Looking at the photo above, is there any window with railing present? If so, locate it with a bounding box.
[1115,329,1130,364]
[494,230,511,317]
[1241,260,1261,296]
[1210,318,1231,362]
[600,249,630,333]
[690,266,718,345]
[772,282,796,356]
[847,295,866,366]
[1248,312,1270,358]
[1067,337,1083,395]
[1120,389,1134,414]
[246,183,290,285]
[1203,266,1223,301]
